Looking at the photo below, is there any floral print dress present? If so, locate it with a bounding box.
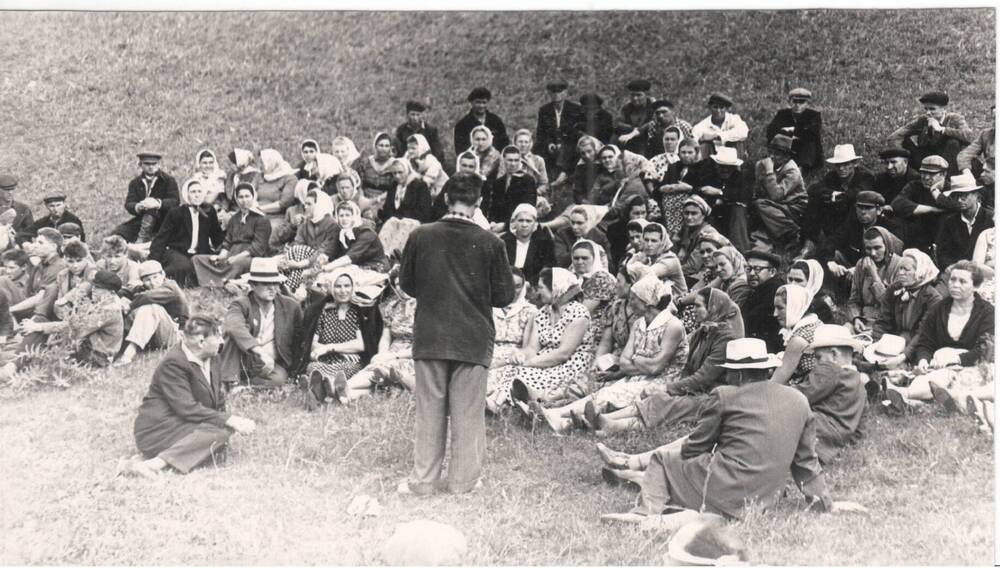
[486,302,538,395]
[359,296,417,386]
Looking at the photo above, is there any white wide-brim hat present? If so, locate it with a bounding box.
[826,143,862,164]
[718,338,781,369]
[710,146,743,167]
[943,172,984,196]
[247,257,287,284]
[805,324,866,353]
[863,334,906,363]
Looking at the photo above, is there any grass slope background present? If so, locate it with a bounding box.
[0,9,995,566]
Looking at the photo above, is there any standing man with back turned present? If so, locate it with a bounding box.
[398,175,516,495]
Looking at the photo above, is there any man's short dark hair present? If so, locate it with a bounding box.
[443,175,482,206]
[63,240,89,261]
[501,145,520,158]
[183,315,220,338]
[1,248,30,267]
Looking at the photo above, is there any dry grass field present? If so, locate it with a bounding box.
[0,9,995,565]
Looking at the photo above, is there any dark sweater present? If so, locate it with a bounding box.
[909,294,995,366]
[399,216,516,366]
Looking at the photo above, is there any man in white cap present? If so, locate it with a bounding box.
[218,257,302,389]
[800,143,875,256]
[116,259,189,365]
[935,172,994,270]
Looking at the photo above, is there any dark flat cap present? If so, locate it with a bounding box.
[745,249,782,266]
[467,87,492,102]
[405,100,427,112]
[0,175,17,191]
[579,93,604,108]
[707,92,734,107]
[768,134,794,153]
[918,91,949,106]
[136,150,162,162]
[626,79,651,92]
[855,190,886,207]
[652,99,675,111]
[546,80,568,93]
[43,194,67,204]
[878,148,911,160]
[92,270,123,292]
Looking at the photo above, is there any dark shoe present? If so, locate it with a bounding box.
[584,400,601,431]
[929,382,959,414]
[509,378,530,403]
[883,388,909,416]
[326,370,348,404]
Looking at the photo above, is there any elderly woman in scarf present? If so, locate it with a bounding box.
[552,205,611,267]
[296,139,321,180]
[591,144,651,211]
[501,203,555,285]
[848,226,905,334]
[469,125,501,180]
[872,249,944,348]
[329,172,381,224]
[379,157,434,223]
[675,195,725,286]
[254,148,300,248]
[626,222,688,297]
[226,148,261,199]
[320,201,388,274]
[406,133,449,195]
[586,287,745,433]
[533,274,688,434]
[191,182,271,287]
[485,269,539,413]
[498,267,595,407]
[771,284,823,385]
[705,246,750,307]
[277,184,337,293]
[187,149,227,205]
[355,132,398,198]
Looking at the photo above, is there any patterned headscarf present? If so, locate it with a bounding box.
[631,274,671,307]
[683,194,712,218]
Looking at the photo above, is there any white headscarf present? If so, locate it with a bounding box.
[455,150,484,179]
[902,248,940,289]
[778,284,819,343]
[469,124,494,152]
[331,136,361,168]
[337,200,363,248]
[391,158,417,209]
[551,267,582,305]
[260,149,296,182]
[307,187,334,223]
[510,203,539,236]
[571,238,610,276]
[194,149,226,181]
[802,259,825,298]
[631,274,670,308]
[314,153,344,182]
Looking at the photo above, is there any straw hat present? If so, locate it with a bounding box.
[863,334,906,364]
[804,324,866,354]
[710,147,743,167]
[718,338,780,369]
[247,257,286,284]
[943,172,983,196]
[825,144,861,164]
[665,513,748,566]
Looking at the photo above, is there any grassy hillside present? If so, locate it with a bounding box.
[0,9,994,565]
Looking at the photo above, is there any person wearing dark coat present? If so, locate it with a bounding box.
[191,183,272,287]
[801,145,875,247]
[819,191,906,267]
[694,149,751,252]
[891,156,962,254]
[395,101,446,166]
[149,181,224,288]
[291,283,384,379]
[218,259,303,388]
[742,250,784,352]
[453,87,510,156]
[484,147,539,226]
[28,194,85,242]
[380,159,435,224]
[502,205,555,286]
[576,93,615,146]
[114,151,180,244]
[0,174,36,247]
[613,79,657,156]
[874,148,920,209]
[765,88,824,173]
[888,91,973,175]
[934,174,994,272]
[908,274,995,369]
[534,80,584,178]
[129,316,256,478]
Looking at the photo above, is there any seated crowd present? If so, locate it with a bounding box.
[2,81,995,515]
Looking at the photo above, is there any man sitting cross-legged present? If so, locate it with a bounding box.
[122,316,256,480]
[116,260,190,366]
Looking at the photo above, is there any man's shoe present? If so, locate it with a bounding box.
[882,388,909,416]
[929,382,960,414]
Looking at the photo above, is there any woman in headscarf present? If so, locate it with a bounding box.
[552,205,611,267]
[590,266,646,384]
[848,226,905,334]
[321,201,388,273]
[501,203,555,285]
[786,258,836,323]
[226,148,261,199]
[569,135,605,213]
[149,179,224,288]
[314,152,345,196]
[675,195,724,287]
[191,182,271,287]
[706,246,750,307]
[255,148,299,248]
[626,222,688,297]
[771,284,822,385]
[187,149,227,205]
[591,144,651,208]
[689,231,732,292]
[295,139,321,180]
[498,267,595,407]
[571,239,618,357]
[485,269,539,413]
[380,157,434,224]
[616,216,650,272]
[533,274,688,433]
[469,125,501,180]
[872,248,943,345]
[278,185,336,293]
[329,173,380,224]
[586,287,745,433]
[406,133,449,195]
[355,132,398,198]
[331,136,362,171]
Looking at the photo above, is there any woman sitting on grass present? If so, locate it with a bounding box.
[532,274,687,434]
[497,267,593,406]
[295,138,320,179]
[485,269,537,413]
[356,132,398,199]
[626,222,688,297]
[319,201,388,274]
[872,248,943,344]
[187,149,227,205]
[674,196,724,288]
[277,186,336,293]
[770,284,822,385]
[331,135,362,171]
[552,205,611,268]
[786,258,836,324]
[883,261,995,432]
[191,182,271,288]
[570,240,617,354]
[255,148,300,247]
[706,246,750,307]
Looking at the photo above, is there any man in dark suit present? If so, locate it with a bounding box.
[453,87,509,156]
[534,80,583,180]
[765,88,824,173]
[874,148,919,210]
[113,150,180,244]
[742,250,784,352]
[395,101,446,166]
[614,79,656,156]
[0,174,36,246]
[219,257,303,389]
[148,180,224,288]
[125,316,256,479]
[935,173,994,271]
[27,194,86,243]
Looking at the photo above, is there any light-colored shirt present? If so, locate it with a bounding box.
[691,113,750,148]
[188,207,199,254]
[257,302,276,361]
[514,239,530,269]
[181,342,212,387]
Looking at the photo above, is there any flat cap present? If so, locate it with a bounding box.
[92,270,123,292]
[767,134,794,153]
[43,194,67,204]
[707,92,734,107]
[745,249,782,267]
[918,91,949,106]
[788,87,813,100]
[138,260,164,278]
[467,87,492,102]
[878,147,911,160]
[405,100,427,113]
[918,155,949,173]
[579,93,604,108]
[57,222,82,237]
[546,79,568,93]
[855,190,886,207]
[0,175,17,191]
[626,79,651,92]
[652,99,675,111]
[136,150,162,162]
